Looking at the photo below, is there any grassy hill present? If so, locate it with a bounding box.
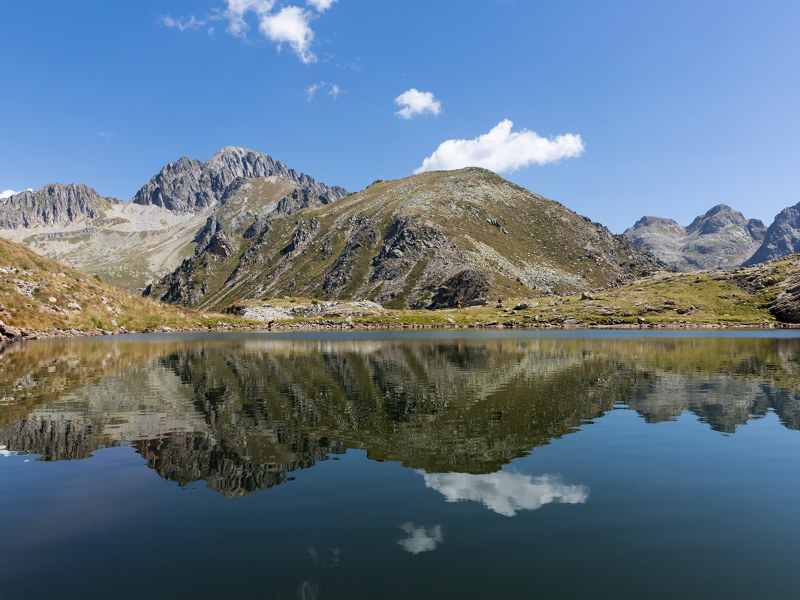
[146,168,663,311]
[0,237,253,336]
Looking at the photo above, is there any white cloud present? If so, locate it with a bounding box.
[414,119,585,175]
[306,81,343,101]
[307,0,337,11]
[163,1,336,64]
[259,6,316,63]
[224,0,275,37]
[160,14,207,31]
[397,523,444,555]
[422,471,589,517]
[97,131,114,140]
[0,190,16,199]
[395,88,442,119]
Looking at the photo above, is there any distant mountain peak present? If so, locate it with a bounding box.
[132,147,348,213]
[624,204,766,271]
[0,183,118,229]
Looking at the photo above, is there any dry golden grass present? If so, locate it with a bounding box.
[0,238,258,332]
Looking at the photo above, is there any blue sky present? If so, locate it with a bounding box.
[1,0,798,232]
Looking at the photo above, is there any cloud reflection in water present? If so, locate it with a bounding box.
[398,522,444,555]
[422,471,589,517]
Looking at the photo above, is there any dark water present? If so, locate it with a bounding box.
[2,331,800,599]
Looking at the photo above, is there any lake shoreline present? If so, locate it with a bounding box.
[3,318,799,347]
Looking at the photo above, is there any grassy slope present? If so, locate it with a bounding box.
[187,168,658,311]
[0,237,255,332]
[253,256,800,328]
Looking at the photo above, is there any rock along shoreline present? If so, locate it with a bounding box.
[2,319,799,349]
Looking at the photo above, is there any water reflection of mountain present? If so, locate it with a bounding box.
[1,335,800,496]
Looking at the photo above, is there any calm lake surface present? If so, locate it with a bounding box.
[2,330,800,599]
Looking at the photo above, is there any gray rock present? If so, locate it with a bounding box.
[769,274,800,322]
[0,183,119,229]
[744,201,800,266]
[132,146,348,213]
[624,205,766,271]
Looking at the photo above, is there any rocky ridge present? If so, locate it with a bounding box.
[132,146,348,212]
[624,204,765,271]
[0,183,119,229]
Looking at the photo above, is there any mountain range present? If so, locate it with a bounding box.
[0,147,662,310]
[2,146,800,311]
[624,202,800,271]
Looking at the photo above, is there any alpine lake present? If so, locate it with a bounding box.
[2,330,800,599]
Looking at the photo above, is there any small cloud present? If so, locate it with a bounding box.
[307,82,323,101]
[259,5,316,63]
[328,83,342,98]
[307,0,337,11]
[414,119,585,175]
[160,14,207,31]
[397,523,444,555]
[422,471,589,517]
[0,190,17,200]
[306,81,343,101]
[97,131,114,140]
[395,88,442,119]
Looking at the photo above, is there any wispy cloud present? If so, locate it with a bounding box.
[306,81,343,101]
[307,0,337,12]
[160,14,207,31]
[415,119,585,175]
[397,523,444,555]
[422,471,589,517]
[395,88,442,119]
[96,131,114,140]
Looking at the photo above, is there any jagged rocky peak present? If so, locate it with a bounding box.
[132,146,348,213]
[0,183,119,229]
[624,203,766,272]
[686,204,765,236]
[743,201,800,266]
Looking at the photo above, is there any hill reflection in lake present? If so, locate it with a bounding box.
[2,333,800,497]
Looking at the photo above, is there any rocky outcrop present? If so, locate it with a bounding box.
[624,204,766,271]
[428,269,489,308]
[194,216,235,258]
[0,183,118,229]
[743,202,800,266]
[132,146,348,212]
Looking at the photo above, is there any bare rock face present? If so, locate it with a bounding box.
[624,205,766,271]
[769,273,800,323]
[743,202,800,266]
[0,183,118,229]
[428,270,489,308]
[132,146,348,213]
